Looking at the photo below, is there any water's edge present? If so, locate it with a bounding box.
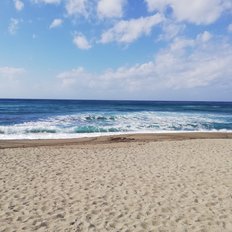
[1,132,232,149]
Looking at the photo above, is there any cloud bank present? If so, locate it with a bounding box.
[57,35,232,99]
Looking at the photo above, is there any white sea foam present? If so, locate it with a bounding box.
[0,111,231,140]
[1,130,232,140]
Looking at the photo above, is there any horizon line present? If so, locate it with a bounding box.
[0,98,232,103]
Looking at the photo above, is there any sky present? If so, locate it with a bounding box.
[0,0,232,101]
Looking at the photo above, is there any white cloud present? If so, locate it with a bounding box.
[145,0,231,25]
[65,0,89,17]
[100,13,163,44]
[57,37,232,99]
[145,0,169,12]
[197,31,212,42]
[159,22,185,41]
[0,67,25,79]
[169,32,212,52]
[14,0,24,11]
[162,45,232,89]
[97,0,126,18]
[228,23,232,32]
[58,67,92,87]
[49,18,63,29]
[0,67,38,98]
[32,0,61,4]
[170,37,195,51]
[73,34,91,49]
[8,18,20,35]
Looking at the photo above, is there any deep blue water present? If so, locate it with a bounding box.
[0,99,232,139]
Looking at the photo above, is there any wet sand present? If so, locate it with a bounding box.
[0,133,232,231]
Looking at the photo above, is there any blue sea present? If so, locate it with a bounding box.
[0,99,232,139]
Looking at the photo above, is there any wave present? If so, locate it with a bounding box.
[0,111,231,139]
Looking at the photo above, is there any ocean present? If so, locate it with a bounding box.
[0,99,232,139]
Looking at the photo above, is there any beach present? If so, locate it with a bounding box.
[1,133,232,231]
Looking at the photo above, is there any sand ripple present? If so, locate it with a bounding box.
[0,139,232,231]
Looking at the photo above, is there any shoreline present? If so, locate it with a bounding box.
[1,131,232,149]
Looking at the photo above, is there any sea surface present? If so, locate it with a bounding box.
[0,99,232,139]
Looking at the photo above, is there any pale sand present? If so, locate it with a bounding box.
[0,134,232,231]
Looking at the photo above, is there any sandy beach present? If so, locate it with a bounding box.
[1,133,232,231]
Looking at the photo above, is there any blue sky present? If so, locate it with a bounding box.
[0,0,232,101]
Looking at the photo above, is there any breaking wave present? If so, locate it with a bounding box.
[0,111,231,139]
